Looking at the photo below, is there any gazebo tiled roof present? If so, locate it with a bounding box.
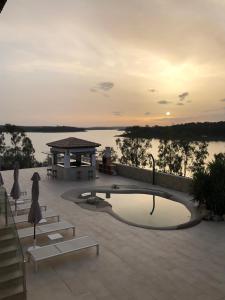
[47,137,101,149]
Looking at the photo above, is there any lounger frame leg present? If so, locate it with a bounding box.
[96,245,99,256]
[34,261,38,272]
[72,227,75,236]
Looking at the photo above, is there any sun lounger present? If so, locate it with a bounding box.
[28,236,99,271]
[14,209,60,225]
[8,190,28,198]
[18,220,75,240]
[11,203,47,214]
[9,198,31,205]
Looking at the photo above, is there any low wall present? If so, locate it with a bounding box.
[115,164,193,193]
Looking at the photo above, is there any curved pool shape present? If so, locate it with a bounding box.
[76,187,202,230]
[95,192,191,228]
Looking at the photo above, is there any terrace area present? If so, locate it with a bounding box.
[2,167,225,300]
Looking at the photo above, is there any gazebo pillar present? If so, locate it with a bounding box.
[64,150,70,168]
[53,153,57,166]
[91,153,96,167]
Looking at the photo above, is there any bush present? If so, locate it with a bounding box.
[192,153,225,216]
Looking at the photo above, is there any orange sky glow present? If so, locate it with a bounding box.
[0,1,225,126]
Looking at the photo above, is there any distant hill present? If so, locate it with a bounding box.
[0,125,125,133]
[86,126,125,130]
[120,121,225,141]
[0,125,86,133]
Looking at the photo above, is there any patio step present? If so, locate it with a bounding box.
[0,244,17,260]
[0,269,23,287]
[0,233,16,245]
[0,226,14,236]
[0,282,25,300]
[0,257,21,275]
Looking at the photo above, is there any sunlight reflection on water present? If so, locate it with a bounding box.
[97,192,191,227]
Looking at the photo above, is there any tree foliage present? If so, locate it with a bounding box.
[116,137,152,168]
[192,153,225,216]
[0,124,37,170]
[98,147,118,163]
[157,139,208,176]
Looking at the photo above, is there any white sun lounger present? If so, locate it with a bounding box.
[14,209,60,225]
[18,221,75,240]
[11,203,47,214]
[9,198,31,205]
[28,236,99,271]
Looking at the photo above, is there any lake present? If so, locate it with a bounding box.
[27,130,225,165]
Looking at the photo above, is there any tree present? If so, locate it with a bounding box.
[192,153,225,216]
[157,140,182,175]
[98,147,118,163]
[116,137,152,168]
[157,139,209,176]
[178,139,195,176]
[190,141,208,174]
[0,131,5,169]
[21,136,36,168]
[1,124,37,170]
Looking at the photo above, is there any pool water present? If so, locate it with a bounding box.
[96,193,191,228]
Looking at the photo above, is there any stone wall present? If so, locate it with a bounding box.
[115,164,193,193]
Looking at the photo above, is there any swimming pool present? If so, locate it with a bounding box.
[79,188,201,230]
[95,192,191,227]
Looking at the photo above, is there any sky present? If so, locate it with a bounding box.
[0,0,225,127]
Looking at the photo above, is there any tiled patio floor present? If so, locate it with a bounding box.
[2,167,225,300]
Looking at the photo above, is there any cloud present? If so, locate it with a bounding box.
[177,102,184,106]
[112,111,121,116]
[144,112,151,115]
[178,92,189,101]
[98,82,114,91]
[148,89,156,93]
[157,100,171,104]
[90,82,114,94]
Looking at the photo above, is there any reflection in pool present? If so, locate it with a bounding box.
[95,193,191,228]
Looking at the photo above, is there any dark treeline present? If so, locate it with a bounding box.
[0,125,85,133]
[0,125,125,133]
[86,127,125,130]
[121,121,225,141]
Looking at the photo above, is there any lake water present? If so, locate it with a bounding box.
[27,130,225,165]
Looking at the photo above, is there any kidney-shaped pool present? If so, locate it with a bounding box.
[79,189,201,230]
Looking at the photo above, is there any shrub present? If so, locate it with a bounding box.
[192,153,225,216]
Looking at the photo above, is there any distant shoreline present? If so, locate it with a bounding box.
[0,125,124,133]
[119,121,225,141]
[1,122,225,141]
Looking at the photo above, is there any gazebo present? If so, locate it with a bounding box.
[46,137,101,180]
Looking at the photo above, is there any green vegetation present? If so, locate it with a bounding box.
[157,139,208,176]
[192,153,225,217]
[98,147,118,163]
[116,137,152,168]
[0,124,40,170]
[115,137,209,177]
[121,121,225,141]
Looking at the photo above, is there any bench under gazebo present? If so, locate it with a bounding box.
[46,137,101,180]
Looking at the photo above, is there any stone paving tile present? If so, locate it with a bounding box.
[2,167,225,300]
